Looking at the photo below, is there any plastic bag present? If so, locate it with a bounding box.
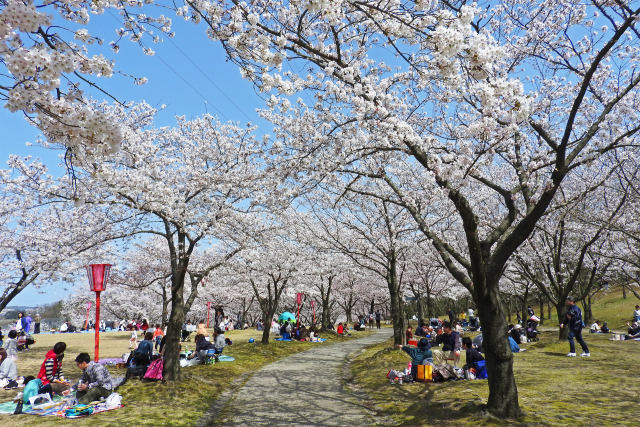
[105,392,122,409]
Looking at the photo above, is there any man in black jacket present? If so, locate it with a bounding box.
[560,296,590,357]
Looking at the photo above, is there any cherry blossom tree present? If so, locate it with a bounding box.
[0,0,175,158]
[0,158,124,312]
[187,1,640,416]
[11,113,265,380]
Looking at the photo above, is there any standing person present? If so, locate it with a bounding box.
[74,353,114,404]
[153,324,164,350]
[37,342,70,395]
[560,296,590,357]
[447,308,455,324]
[129,328,138,349]
[368,312,375,329]
[34,314,41,334]
[16,312,25,333]
[375,310,382,329]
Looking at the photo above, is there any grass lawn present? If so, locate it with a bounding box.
[350,331,639,425]
[0,327,372,426]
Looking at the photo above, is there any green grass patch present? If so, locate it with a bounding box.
[350,331,639,425]
[0,328,371,425]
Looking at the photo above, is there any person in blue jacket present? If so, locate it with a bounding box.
[398,338,432,379]
[560,296,590,357]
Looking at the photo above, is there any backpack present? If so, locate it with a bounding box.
[143,358,164,381]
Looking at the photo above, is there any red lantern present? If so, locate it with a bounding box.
[85,264,112,362]
[86,264,111,292]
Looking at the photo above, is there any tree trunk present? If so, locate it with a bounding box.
[426,292,433,319]
[161,285,169,327]
[622,285,627,299]
[163,271,185,381]
[261,308,276,344]
[583,296,592,325]
[416,292,423,323]
[476,277,522,418]
[556,304,568,340]
[387,256,404,346]
[538,295,544,325]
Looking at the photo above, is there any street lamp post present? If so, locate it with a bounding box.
[85,264,112,362]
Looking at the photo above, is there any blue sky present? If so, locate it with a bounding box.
[1,14,269,306]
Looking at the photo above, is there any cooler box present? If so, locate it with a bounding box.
[416,364,433,382]
[408,338,418,346]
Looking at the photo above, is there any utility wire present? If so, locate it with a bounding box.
[165,36,254,122]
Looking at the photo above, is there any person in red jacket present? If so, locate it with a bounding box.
[37,342,70,395]
[337,323,345,335]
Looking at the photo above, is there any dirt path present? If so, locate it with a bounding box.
[200,328,391,426]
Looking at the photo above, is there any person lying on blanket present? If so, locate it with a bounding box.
[74,353,114,404]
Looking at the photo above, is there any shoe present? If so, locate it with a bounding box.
[581,352,590,357]
[566,352,577,357]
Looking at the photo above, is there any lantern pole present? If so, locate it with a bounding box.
[95,291,101,362]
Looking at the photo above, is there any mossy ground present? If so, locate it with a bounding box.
[0,327,371,425]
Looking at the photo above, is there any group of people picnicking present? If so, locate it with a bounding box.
[1,341,116,413]
[277,320,322,342]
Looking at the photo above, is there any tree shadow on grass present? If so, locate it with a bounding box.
[386,384,492,426]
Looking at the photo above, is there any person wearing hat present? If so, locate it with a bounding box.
[398,338,432,379]
[560,296,590,357]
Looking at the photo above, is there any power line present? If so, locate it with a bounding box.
[164,36,254,122]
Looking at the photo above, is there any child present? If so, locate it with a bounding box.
[153,324,164,350]
[129,329,138,349]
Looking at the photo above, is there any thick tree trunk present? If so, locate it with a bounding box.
[387,255,404,345]
[538,295,544,325]
[556,304,568,340]
[476,277,522,418]
[163,273,185,381]
[261,308,276,344]
[583,296,592,325]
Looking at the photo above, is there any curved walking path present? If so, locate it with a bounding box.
[207,328,391,426]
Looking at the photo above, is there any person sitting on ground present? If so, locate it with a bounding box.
[299,326,309,341]
[398,338,432,379]
[590,320,602,334]
[37,342,70,396]
[213,327,225,360]
[634,305,640,322]
[508,333,524,353]
[405,326,414,343]
[59,322,68,333]
[625,321,640,340]
[433,321,461,366]
[461,336,484,368]
[601,321,610,333]
[309,326,320,342]
[133,332,154,366]
[74,352,113,404]
[188,334,214,361]
[336,322,345,336]
[197,320,208,337]
[3,330,18,361]
[152,324,164,350]
[509,324,523,344]
[280,321,292,340]
[0,348,18,388]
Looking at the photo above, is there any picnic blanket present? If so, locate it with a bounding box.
[180,354,235,367]
[275,338,292,341]
[275,338,326,342]
[24,401,124,418]
[0,394,124,418]
[97,358,126,366]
